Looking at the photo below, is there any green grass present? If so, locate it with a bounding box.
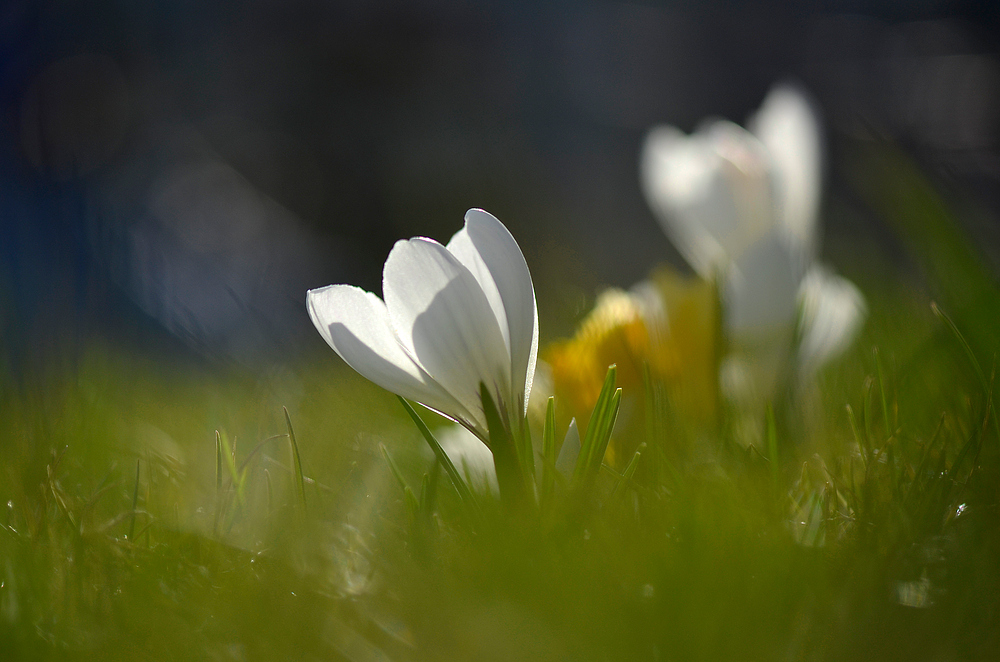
[3,143,1000,660]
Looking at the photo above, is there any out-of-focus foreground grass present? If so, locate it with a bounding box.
[3,144,1000,661]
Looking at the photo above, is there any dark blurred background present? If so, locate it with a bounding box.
[1,0,998,369]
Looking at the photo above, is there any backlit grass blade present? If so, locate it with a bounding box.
[933,302,1000,445]
[594,389,622,470]
[573,365,616,483]
[398,396,479,513]
[845,404,868,470]
[873,347,893,438]
[217,431,246,506]
[574,365,620,486]
[766,404,779,494]
[128,459,140,541]
[380,443,419,523]
[419,465,440,523]
[238,434,293,474]
[610,443,644,502]
[215,431,223,493]
[541,396,556,507]
[283,407,307,512]
[862,376,875,456]
[264,468,273,514]
[642,363,659,484]
[905,413,946,507]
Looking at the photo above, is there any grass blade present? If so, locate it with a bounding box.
[398,396,479,513]
[128,459,140,541]
[419,462,440,523]
[933,302,1000,445]
[574,365,618,484]
[846,404,868,470]
[591,388,622,476]
[379,444,420,523]
[904,413,946,506]
[215,431,223,493]
[217,431,246,506]
[766,404,779,494]
[283,407,307,512]
[610,443,644,501]
[541,396,556,507]
[873,347,893,438]
[264,468,273,514]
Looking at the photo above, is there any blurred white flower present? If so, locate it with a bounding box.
[640,84,864,377]
[435,424,498,493]
[307,209,538,439]
[796,266,867,375]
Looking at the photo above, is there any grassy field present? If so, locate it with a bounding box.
[3,145,1000,661]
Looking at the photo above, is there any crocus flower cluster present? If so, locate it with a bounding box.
[306,84,865,478]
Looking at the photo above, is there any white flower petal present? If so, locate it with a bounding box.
[704,122,780,257]
[725,230,802,338]
[641,122,777,276]
[383,236,511,424]
[748,84,822,262]
[458,209,538,414]
[436,424,498,494]
[797,266,866,374]
[306,284,475,423]
[641,125,728,275]
[446,224,511,361]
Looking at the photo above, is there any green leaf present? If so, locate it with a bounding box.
[593,389,622,470]
[574,365,621,486]
[478,384,528,509]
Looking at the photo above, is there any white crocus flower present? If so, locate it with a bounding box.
[640,84,864,382]
[306,209,538,440]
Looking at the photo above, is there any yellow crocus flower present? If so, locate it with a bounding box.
[546,267,719,466]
